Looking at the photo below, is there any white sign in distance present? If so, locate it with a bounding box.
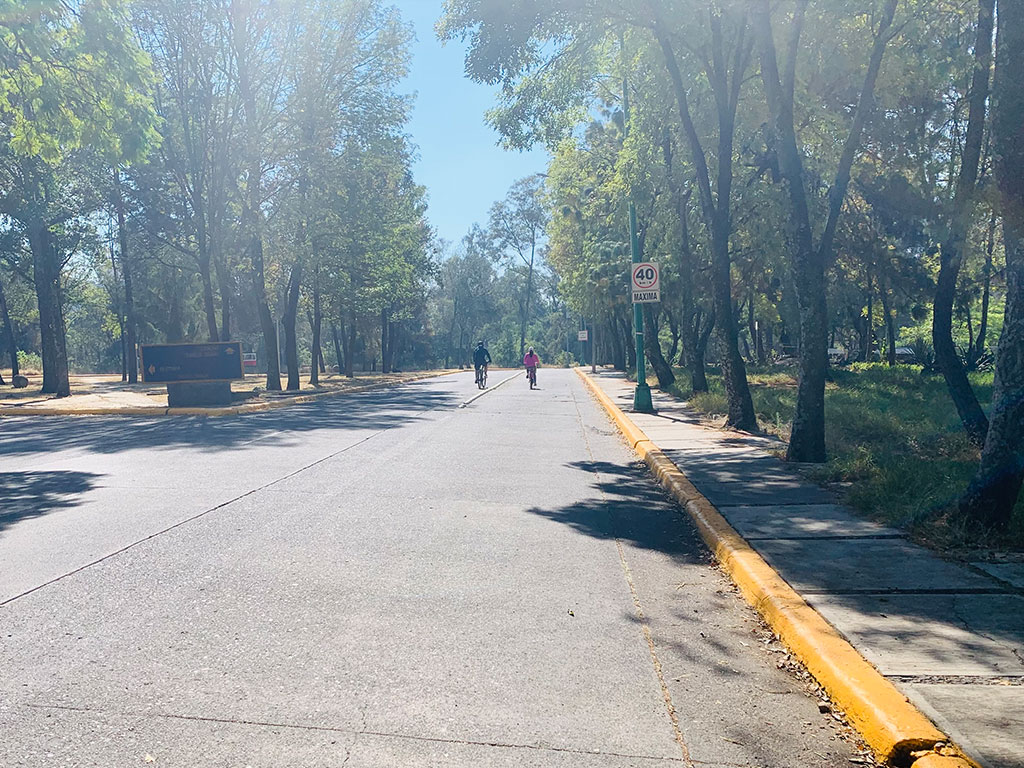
[578,330,589,342]
[631,262,661,303]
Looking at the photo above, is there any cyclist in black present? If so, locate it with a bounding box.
[472,341,492,386]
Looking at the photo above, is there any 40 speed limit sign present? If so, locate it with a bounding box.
[631,262,661,303]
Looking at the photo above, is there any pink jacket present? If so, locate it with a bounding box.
[523,352,540,368]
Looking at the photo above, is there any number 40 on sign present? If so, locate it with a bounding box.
[632,262,660,303]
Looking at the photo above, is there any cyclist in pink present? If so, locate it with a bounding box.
[523,347,540,389]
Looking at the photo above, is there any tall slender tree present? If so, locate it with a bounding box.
[959,0,1024,529]
[752,0,899,462]
[932,0,996,446]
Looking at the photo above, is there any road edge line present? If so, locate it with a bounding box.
[0,370,464,419]
[573,367,977,768]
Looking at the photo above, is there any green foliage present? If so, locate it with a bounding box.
[681,364,1022,547]
[0,0,158,165]
[16,349,41,373]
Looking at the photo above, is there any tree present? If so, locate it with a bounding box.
[932,0,995,446]
[959,0,1024,530]
[0,271,17,378]
[281,0,412,390]
[134,0,241,343]
[0,0,157,396]
[487,176,549,359]
[441,0,757,427]
[752,0,899,462]
[647,2,754,424]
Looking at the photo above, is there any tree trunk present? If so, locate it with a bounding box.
[344,313,356,378]
[609,319,625,371]
[756,319,766,364]
[249,234,281,391]
[198,253,219,342]
[976,213,996,358]
[754,0,897,461]
[331,320,344,375]
[166,271,185,342]
[233,2,278,390]
[214,255,232,342]
[713,215,758,429]
[654,13,757,430]
[661,133,695,374]
[0,275,18,378]
[881,278,897,366]
[28,224,70,397]
[446,295,458,368]
[389,321,399,372]
[620,313,636,370]
[113,168,138,383]
[643,305,676,388]
[691,310,715,393]
[861,272,874,362]
[381,308,391,374]
[284,257,302,391]
[935,264,990,441]
[309,275,322,387]
[665,307,680,363]
[959,0,1024,530]
[934,0,995,446]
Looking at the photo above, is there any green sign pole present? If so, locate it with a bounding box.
[622,66,654,413]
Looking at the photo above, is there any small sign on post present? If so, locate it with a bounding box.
[631,262,660,303]
[578,330,589,342]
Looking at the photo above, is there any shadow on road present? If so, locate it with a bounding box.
[0,381,460,460]
[528,459,709,562]
[530,455,1024,683]
[0,471,101,533]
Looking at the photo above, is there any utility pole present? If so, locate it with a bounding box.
[622,37,654,412]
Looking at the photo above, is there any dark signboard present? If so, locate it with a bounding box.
[139,342,244,383]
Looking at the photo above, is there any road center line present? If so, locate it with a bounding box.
[458,371,521,408]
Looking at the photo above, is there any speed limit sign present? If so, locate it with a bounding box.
[631,262,660,303]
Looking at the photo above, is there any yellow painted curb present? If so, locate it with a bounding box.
[574,368,978,768]
[910,754,978,768]
[0,370,464,419]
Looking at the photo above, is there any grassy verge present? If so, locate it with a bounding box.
[668,363,1024,552]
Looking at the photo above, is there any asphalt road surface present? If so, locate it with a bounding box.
[1,370,860,767]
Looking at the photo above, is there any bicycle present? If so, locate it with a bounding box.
[475,364,488,389]
[526,366,537,389]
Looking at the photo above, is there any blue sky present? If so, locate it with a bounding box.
[394,1,549,247]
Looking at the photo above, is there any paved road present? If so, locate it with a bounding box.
[1,370,859,767]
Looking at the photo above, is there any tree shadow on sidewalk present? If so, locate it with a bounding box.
[0,471,101,533]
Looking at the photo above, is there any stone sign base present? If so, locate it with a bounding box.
[167,381,233,408]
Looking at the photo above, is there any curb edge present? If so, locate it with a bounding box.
[0,370,464,419]
[574,367,978,768]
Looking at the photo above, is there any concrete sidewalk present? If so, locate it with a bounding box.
[585,370,1024,768]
